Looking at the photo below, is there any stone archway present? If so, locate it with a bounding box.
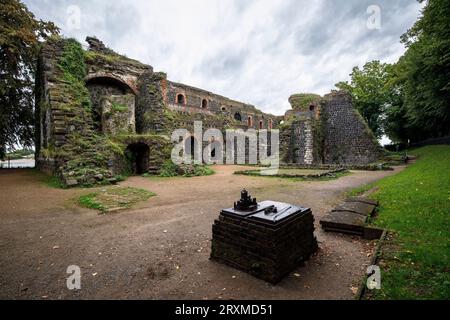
[126,142,150,175]
[86,75,137,132]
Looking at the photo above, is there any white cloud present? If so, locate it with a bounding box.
[24,0,422,115]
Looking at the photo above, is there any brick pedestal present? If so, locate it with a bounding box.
[211,202,318,284]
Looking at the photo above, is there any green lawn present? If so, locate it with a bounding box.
[77,186,155,213]
[354,145,450,299]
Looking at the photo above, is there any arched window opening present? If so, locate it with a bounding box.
[247,116,253,127]
[234,112,242,121]
[309,105,315,111]
[201,99,208,109]
[259,120,264,129]
[269,119,273,130]
[177,94,186,105]
[86,76,135,132]
[221,106,226,112]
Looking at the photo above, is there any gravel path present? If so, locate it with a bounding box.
[0,166,403,300]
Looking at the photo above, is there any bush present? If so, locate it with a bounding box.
[159,161,214,177]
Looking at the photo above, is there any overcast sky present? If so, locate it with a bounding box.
[24,0,423,116]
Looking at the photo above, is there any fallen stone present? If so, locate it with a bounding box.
[65,179,78,187]
[333,201,376,217]
[346,197,379,206]
[320,211,367,235]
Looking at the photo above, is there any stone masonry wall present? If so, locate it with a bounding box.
[322,91,383,165]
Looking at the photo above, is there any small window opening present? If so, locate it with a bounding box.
[248,116,253,127]
[177,94,186,105]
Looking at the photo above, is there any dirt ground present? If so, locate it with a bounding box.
[0,166,403,300]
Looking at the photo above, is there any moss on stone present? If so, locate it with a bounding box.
[52,38,123,187]
[288,93,322,111]
[111,102,128,113]
[84,50,142,67]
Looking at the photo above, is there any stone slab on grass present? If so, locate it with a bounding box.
[320,197,380,237]
[320,210,367,235]
[333,201,376,217]
[346,197,379,206]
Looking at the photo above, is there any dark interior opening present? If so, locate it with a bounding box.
[185,136,196,160]
[177,94,185,105]
[126,143,150,175]
[309,105,315,111]
[202,99,208,109]
[234,112,242,121]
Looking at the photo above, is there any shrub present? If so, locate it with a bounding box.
[159,160,214,177]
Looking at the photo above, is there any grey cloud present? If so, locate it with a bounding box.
[23,0,422,115]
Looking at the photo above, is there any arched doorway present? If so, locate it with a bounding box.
[126,143,150,175]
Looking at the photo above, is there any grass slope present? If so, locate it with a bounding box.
[354,145,450,299]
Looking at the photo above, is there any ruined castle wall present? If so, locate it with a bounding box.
[280,115,316,165]
[135,71,168,134]
[36,37,282,185]
[321,92,383,165]
[165,81,278,131]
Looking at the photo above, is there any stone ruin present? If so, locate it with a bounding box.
[280,93,384,166]
[35,36,383,186]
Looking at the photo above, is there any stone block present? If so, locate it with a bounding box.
[320,210,367,235]
[333,201,376,217]
[211,197,318,284]
[65,179,78,187]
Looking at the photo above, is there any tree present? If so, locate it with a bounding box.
[336,61,391,138]
[392,0,450,142]
[0,0,59,159]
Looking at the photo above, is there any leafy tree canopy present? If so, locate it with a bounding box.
[337,0,450,144]
[0,0,59,159]
[336,61,391,138]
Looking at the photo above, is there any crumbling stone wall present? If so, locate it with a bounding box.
[36,36,382,187]
[165,81,278,131]
[321,91,383,165]
[281,91,383,166]
[35,37,123,186]
[36,36,279,186]
[101,94,136,135]
[136,71,168,134]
